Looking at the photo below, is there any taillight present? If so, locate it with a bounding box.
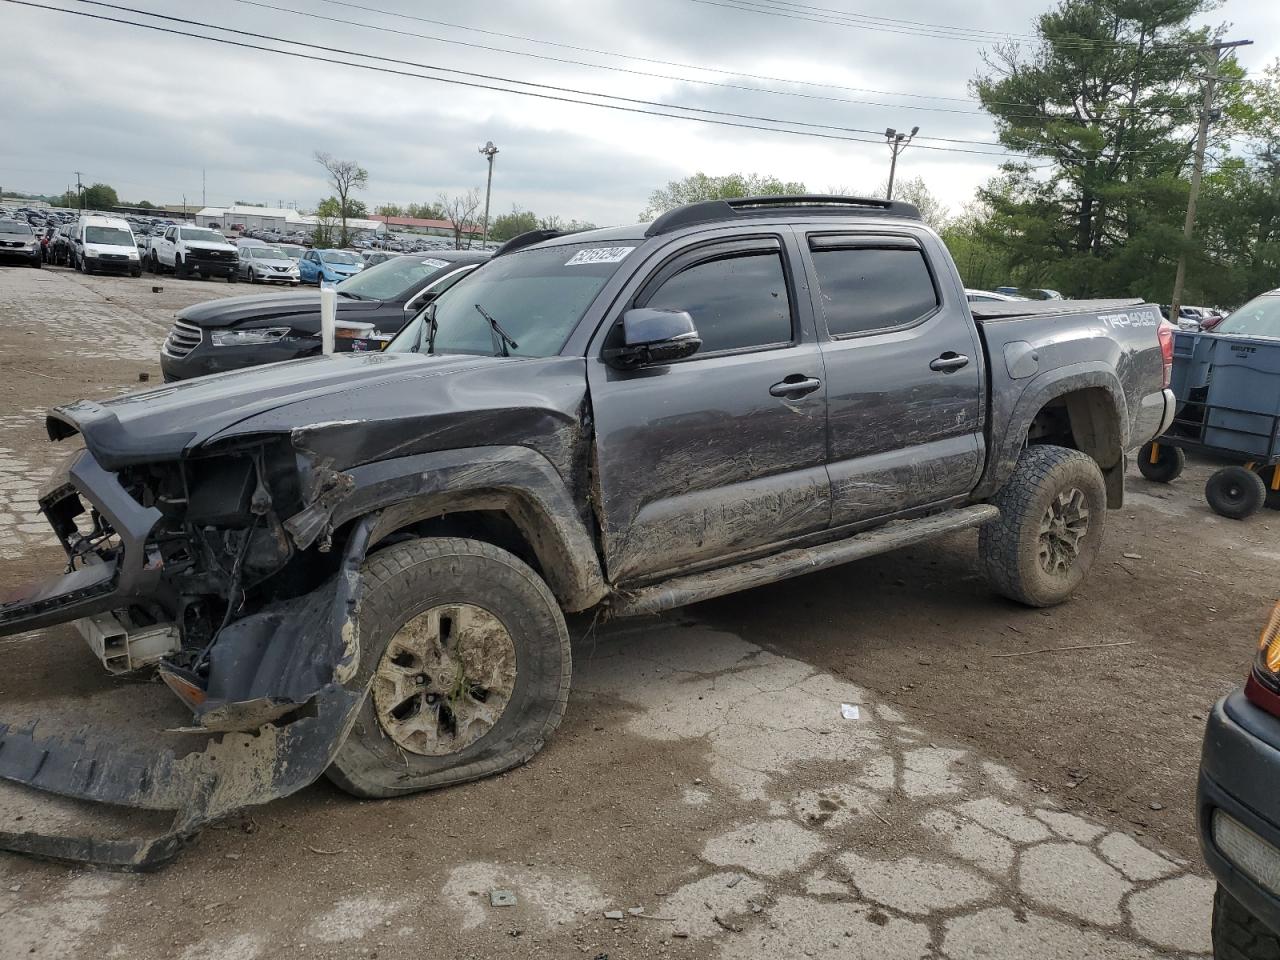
[1245,602,1280,717]
[1157,320,1175,388]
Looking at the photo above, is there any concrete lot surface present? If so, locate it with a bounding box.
[0,265,1273,959]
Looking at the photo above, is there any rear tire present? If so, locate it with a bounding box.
[979,445,1107,607]
[326,536,571,799]
[1206,466,1267,520]
[1137,442,1185,483]
[1213,885,1280,960]
[1255,466,1280,510]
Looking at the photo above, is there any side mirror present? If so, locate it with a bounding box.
[604,308,701,370]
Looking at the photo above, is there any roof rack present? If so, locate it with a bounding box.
[645,194,921,237]
[493,228,571,257]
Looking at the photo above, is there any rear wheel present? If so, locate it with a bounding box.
[1137,442,1185,483]
[979,445,1107,607]
[1213,886,1280,960]
[1206,466,1267,520]
[327,537,571,798]
[1255,465,1280,510]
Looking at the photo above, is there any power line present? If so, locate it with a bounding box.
[227,0,1196,125]
[42,0,1040,156]
[5,0,1027,158]
[689,0,1205,53]
[305,0,1202,114]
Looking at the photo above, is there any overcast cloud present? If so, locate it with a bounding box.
[3,0,1278,225]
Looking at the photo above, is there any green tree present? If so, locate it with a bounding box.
[878,176,949,230]
[135,199,155,209]
[490,206,539,242]
[81,182,119,210]
[406,201,446,220]
[971,0,1247,298]
[313,151,368,246]
[375,202,404,218]
[640,172,807,219]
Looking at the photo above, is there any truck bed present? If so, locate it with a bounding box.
[969,298,1145,322]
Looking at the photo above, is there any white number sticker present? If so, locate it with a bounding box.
[420,258,449,269]
[565,246,635,266]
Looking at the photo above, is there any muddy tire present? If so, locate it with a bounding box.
[1206,466,1266,520]
[979,444,1107,607]
[1137,442,1185,483]
[1213,886,1280,960]
[326,536,570,799]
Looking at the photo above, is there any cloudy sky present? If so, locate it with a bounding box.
[4,0,1279,226]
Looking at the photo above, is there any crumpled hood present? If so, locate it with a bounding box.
[178,292,383,328]
[47,352,503,469]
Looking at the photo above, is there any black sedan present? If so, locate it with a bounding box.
[1199,602,1280,958]
[159,251,488,381]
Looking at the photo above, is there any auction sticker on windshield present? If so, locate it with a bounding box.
[420,258,449,269]
[565,246,635,266]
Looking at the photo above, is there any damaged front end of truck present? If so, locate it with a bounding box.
[0,400,373,869]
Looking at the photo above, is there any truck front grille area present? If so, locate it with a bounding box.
[163,320,203,358]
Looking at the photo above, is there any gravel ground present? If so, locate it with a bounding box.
[0,264,1274,959]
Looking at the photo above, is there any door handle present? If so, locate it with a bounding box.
[769,375,822,399]
[929,352,970,373]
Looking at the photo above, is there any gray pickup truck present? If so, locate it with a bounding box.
[0,196,1175,866]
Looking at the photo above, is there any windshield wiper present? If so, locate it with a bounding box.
[474,303,519,357]
[420,302,439,355]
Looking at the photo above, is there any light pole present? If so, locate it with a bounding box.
[883,126,918,201]
[479,141,499,248]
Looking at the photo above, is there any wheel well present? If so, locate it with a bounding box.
[1027,387,1125,507]
[371,510,545,580]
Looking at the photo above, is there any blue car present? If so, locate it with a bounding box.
[299,248,364,284]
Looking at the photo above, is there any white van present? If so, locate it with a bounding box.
[73,215,141,277]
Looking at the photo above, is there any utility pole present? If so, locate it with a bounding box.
[883,127,918,201]
[479,140,499,247]
[202,168,206,208]
[1169,38,1252,321]
[74,171,83,211]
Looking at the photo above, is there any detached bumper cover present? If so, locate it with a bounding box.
[0,449,378,868]
[1199,690,1280,937]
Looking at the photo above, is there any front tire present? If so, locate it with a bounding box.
[1137,441,1185,483]
[980,445,1107,607]
[327,537,571,799]
[1206,466,1267,520]
[175,255,187,278]
[1213,886,1280,960]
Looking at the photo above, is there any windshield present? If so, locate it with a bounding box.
[180,228,225,243]
[0,220,32,235]
[251,246,288,260]
[85,226,133,246]
[395,242,636,358]
[338,255,456,300]
[320,250,359,264]
[1213,294,1280,339]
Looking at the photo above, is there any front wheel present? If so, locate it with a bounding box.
[1137,441,1185,483]
[1206,466,1267,520]
[1213,886,1280,960]
[979,445,1107,607]
[228,270,238,284]
[175,256,187,278]
[326,537,571,799]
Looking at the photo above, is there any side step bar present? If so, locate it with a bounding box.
[611,504,999,617]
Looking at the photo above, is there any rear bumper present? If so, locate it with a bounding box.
[1199,690,1280,937]
[0,449,163,635]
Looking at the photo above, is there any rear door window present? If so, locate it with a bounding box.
[808,238,940,338]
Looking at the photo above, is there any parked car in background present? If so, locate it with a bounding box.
[299,248,363,284]
[361,249,396,266]
[278,243,306,262]
[145,225,238,281]
[996,286,1064,300]
[965,289,1028,302]
[1199,602,1280,959]
[0,219,41,268]
[160,250,488,380]
[238,245,301,285]
[74,215,141,276]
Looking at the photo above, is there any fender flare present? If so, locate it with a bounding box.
[975,363,1129,501]
[329,445,608,612]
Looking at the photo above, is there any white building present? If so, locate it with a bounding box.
[195,205,385,236]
